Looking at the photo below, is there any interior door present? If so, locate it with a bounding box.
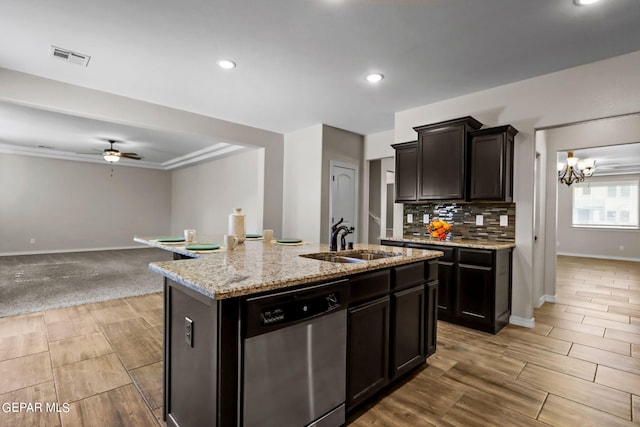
[331,162,358,242]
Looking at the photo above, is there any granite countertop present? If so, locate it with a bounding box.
[135,237,443,300]
[134,235,229,258]
[381,236,516,250]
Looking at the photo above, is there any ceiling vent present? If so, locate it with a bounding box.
[50,46,91,67]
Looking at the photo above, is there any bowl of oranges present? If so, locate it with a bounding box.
[427,219,451,241]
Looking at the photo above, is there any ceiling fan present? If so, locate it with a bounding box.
[79,139,142,163]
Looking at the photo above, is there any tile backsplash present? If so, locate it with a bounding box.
[403,203,516,242]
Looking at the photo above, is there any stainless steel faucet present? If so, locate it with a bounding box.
[330,218,354,251]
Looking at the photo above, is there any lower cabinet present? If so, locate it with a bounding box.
[346,261,438,412]
[391,285,424,379]
[456,263,493,326]
[383,240,513,334]
[347,296,390,408]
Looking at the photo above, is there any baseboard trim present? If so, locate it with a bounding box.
[557,252,640,262]
[0,245,147,257]
[534,295,546,308]
[544,294,557,303]
[509,315,535,328]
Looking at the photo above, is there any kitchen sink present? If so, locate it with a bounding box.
[340,250,401,260]
[299,253,365,263]
[300,250,401,263]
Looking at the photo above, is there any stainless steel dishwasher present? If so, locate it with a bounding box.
[242,279,348,427]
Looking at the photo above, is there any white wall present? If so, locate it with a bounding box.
[282,125,323,242]
[373,50,640,326]
[364,129,395,161]
[0,153,171,254]
[171,149,264,237]
[556,174,640,261]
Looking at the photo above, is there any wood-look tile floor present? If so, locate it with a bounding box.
[0,256,638,426]
[0,293,165,427]
[349,255,640,426]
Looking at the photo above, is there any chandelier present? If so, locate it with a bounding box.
[558,151,596,186]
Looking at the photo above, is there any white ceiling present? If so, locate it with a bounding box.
[0,101,248,169]
[1,0,640,168]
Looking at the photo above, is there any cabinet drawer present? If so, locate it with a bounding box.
[350,270,390,305]
[458,248,493,267]
[381,240,405,248]
[393,262,425,290]
[408,244,455,262]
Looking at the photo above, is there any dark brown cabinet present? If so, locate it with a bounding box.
[383,240,513,334]
[393,117,518,202]
[347,260,438,412]
[391,262,429,380]
[455,248,512,333]
[468,125,518,202]
[456,263,493,326]
[347,270,390,409]
[391,285,425,379]
[408,243,455,322]
[347,296,390,408]
[413,116,482,201]
[392,141,418,202]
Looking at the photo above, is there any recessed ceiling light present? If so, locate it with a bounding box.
[574,0,600,5]
[366,73,384,83]
[217,59,236,70]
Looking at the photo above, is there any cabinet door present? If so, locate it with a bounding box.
[391,285,424,379]
[425,281,438,357]
[469,133,505,200]
[456,264,493,325]
[418,126,465,200]
[469,125,516,202]
[347,296,390,409]
[394,143,418,202]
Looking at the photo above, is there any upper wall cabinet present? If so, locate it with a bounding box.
[468,125,518,202]
[413,116,482,201]
[392,141,418,202]
[414,117,483,201]
[393,117,518,203]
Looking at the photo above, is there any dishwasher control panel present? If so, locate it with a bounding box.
[261,292,340,326]
[262,308,285,325]
[244,280,348,337]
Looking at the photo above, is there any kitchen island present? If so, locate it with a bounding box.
[136,236,443,427]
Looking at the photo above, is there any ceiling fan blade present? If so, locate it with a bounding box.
[120,153,142,160]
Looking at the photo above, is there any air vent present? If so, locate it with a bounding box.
[50,46,91,67]
[37,145,55,150]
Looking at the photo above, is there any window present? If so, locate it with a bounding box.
[572,179,639,228]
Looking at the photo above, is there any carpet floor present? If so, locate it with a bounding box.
[0,248,173,317]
